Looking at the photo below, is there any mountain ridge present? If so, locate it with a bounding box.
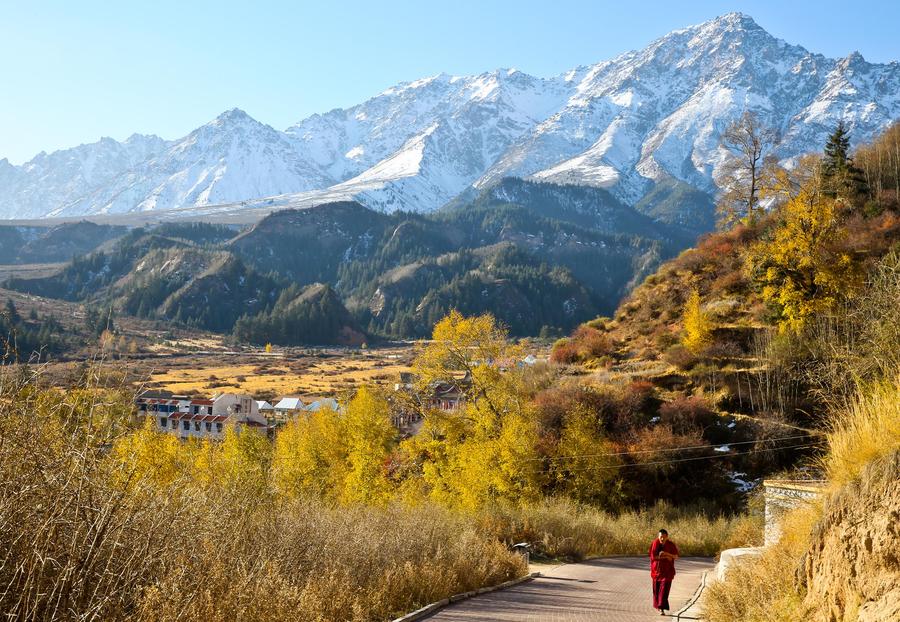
[2,12,898,222]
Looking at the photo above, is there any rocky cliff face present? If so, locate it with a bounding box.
[801,451,900,621]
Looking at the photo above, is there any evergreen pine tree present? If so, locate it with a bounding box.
[4,299,21,325]
[822,120,868,199]
[823,120,852,176]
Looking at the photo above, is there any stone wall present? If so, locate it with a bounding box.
[763,479,825,546]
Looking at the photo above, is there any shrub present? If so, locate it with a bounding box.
[571,325,613,359]
[550,341,580,364]
[658,395,717,435]
[618,380,658,422]
[710,270,747,295]
[585,316,611,330]
[664,344,698,370]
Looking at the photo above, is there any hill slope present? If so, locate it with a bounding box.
[4,181,682,340]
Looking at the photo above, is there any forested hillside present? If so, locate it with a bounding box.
[0,221,127,264]
[3,179,682,346]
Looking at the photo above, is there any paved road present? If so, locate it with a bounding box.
[424,557,714,621]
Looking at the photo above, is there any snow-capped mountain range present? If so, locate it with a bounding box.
[1,12,898,221]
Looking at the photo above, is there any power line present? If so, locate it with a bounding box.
[527,433,818,462]
[537,442,825,474]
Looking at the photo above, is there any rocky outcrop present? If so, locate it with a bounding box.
[800,451,900,622]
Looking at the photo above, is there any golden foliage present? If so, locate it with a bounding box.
[747,182,861,332]
[272,406,347,500]
[681,288,713,353]
[405,311,543,510]
[342,386,395,505]
[550,404,623,505]
[271,387,395,505]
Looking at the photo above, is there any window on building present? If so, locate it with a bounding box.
[205,422,212,432]
[193,405,199,414]
[182,421,189,431]
[216,422,223,433]
[193,421,200,431]
[159,417,167,428]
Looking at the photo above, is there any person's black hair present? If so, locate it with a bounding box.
[658,529,668,535]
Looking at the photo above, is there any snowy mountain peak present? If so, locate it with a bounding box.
[211,107,256,126]
[1,13,899,221]
[707,11,762,30]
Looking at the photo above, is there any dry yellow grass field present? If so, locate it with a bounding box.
[144,348,412,399]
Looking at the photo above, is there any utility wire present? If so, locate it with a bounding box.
[537,441,825,474]
[528,433,818,461]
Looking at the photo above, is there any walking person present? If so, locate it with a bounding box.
[649,528,679,615]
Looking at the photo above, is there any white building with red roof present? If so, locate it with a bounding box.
[136,392,267,439]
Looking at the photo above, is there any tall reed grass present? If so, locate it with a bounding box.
[474,497,761,560]
[0,369,523,622]
[823,380,900,488]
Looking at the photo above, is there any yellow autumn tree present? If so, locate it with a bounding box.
[272,405,347,500]
[747,182,861,333]
[341,386,395,505]
[398,408,469,506]
[218,423,271,492]
[682,289,712,353]
[551,404,623,507]
[112,417,185,488]
[407,311,543,510]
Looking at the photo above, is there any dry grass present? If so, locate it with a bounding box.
[148,355,411,398]
[824,380,900,488]
[144,334,227,352]
[473,497,762,561]
[0,367,521,622]
[703,503,822,622]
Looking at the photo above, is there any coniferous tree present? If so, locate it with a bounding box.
[824,121,852,175]
[4,299,20,324]
[822,120,867,199]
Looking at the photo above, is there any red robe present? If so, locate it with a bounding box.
[649,539,679,579]
[649,538,679,610]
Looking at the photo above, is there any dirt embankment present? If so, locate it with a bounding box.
[800,450,900,621]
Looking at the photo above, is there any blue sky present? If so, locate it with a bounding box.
[2,0,898,164]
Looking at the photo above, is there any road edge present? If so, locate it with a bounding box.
[390,572,542,622]
[674,569,709,620]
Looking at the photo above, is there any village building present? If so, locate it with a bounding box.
[426,380,467,411]
[306,398,340,413]
[391,371,472,415]
[136,392,266,439]
[271,396,305,426]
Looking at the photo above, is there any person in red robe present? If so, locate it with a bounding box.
[649,528,679,615]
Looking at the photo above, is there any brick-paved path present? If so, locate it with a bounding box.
[424,557,714,621]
